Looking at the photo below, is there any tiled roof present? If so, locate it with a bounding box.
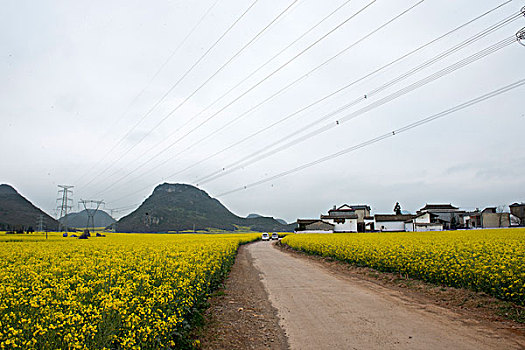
[420,203,458,210]
[374,214,415,222]
[296,219,319,224]
[321,214,358,219]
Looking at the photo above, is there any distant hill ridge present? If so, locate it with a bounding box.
[60,209,115,229]
[0,184,59,231]
[247,213,287,225]
[116,183,294,232]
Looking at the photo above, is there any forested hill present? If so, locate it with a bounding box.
[116,183,294,233]
[0,184,58,231]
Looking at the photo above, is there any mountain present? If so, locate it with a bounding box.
[246,213,262,219]
[0,184,59,231]
[59,209,115,229]
[247,213,287,225]
[116,183,294,233]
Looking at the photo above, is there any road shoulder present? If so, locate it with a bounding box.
[198,244,289,350]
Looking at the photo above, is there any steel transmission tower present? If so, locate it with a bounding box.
[79,199,105,233]
[36,214,45,232]
[57,185,74,232]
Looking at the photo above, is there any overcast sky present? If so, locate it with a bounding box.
[2,0,524,222]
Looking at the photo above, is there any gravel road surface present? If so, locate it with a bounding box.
[248,241,523,350]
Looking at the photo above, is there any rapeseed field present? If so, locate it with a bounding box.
[282,228,525,305]
[0,232,258,349]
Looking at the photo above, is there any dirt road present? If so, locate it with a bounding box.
[248,241,524,350]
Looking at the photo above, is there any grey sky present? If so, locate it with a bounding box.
[1,0,524,222]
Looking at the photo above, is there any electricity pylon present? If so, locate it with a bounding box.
[57,185,74,232]
[36,214,45,232]
[79,199,104,233]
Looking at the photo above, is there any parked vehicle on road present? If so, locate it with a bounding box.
[271,232,279,240]
[262,232,270,241]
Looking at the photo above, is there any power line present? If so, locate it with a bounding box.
[102,0,515,193]
[199,35,518,185]
[74,0,221,186]
[217,77,525,196]
[116,0,356,170]
[171,0,513,181]
[105,0,301,164]
[104,2,517,204]
[193,1,518,184]
[79,0,261,189]
[89,0,393,196]
[88,0,378,195]
[196,17,522,185]
[82,0,301,191]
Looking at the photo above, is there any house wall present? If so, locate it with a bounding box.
[354,209,370,222]
[510,205,525,222]
[421,211,464,228]
[305,221,334,232]
[463,214,481,228]
[324,218,357,232]
[296,230,333,234]
[414,213,430,224]
[364,218,375,231]
[377,221,405,232]
[482,213,510,228]
[416,224,443,232]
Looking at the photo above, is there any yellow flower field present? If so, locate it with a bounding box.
[282,228,525,305]
[0,232,259,349]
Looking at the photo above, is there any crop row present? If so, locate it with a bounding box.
[0,232,258,349]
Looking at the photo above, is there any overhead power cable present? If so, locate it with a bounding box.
[217,77,525,196]
[199,35,518,185]
[102,1,516,203]
[79,0,261,189]
[103,0,516,192]
[84,0,301,192]
[119,0,355,166]
[74,0,222,186]
[91,0,420,196]
[196,15,522,184]
[89,0,378,196]
[190,1,517,184]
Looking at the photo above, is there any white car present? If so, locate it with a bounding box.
[261,232,270,241]
[271,232,279,240]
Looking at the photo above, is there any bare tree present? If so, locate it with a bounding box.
[496,205,507,227]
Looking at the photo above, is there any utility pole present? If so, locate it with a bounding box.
[79,199,104,233]
[57,185,74,233]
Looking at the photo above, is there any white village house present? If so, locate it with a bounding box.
[296,204,371,233]
[374,214,415,232]
[404,212,444,232]
[296,202,519,233]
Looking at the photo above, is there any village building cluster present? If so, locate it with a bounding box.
[296,202,525,233]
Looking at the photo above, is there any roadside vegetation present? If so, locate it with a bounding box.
[282,228,525,305]
[0,232,259,349]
